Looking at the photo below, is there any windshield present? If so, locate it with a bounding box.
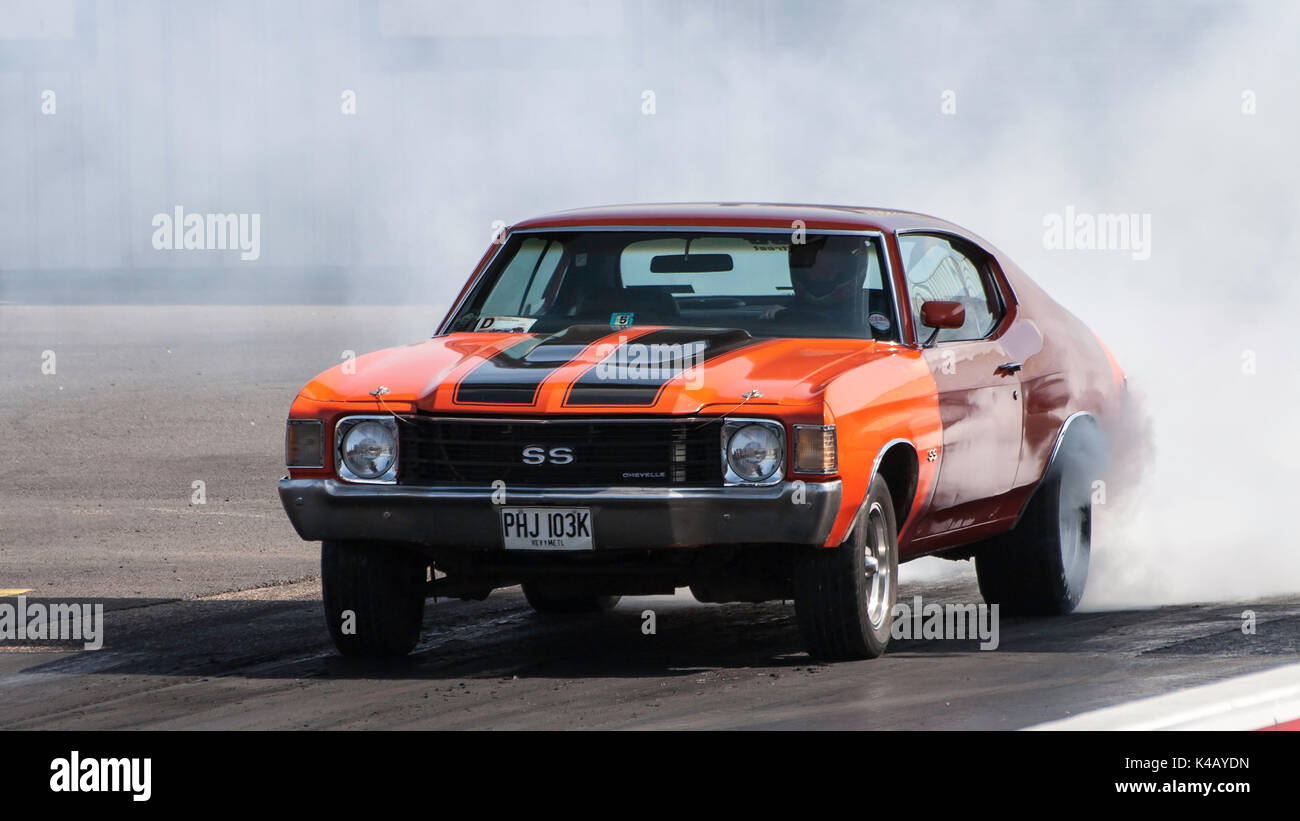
[446,230,899,341]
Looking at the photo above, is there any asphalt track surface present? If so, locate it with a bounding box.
[2,306,1297,730]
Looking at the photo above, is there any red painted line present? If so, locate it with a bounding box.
[1259,717,1300,731]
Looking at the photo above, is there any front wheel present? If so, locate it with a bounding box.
[321,540,427,657]
[793,474,899,661]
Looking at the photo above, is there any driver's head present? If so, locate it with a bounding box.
[788,235,870,305]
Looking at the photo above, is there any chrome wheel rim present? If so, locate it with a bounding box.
[864,501,892,628]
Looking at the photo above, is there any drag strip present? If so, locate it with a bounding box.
[2,306,1297,730]
[2,578,1298,730]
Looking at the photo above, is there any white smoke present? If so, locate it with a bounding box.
[4,0,1298,605]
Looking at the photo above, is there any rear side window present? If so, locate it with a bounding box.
[898,234,1003,343]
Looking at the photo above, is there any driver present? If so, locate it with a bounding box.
[766,235,870,326]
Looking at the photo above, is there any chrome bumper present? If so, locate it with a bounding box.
[277,478,841,550]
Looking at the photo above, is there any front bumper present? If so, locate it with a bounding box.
[277,478,842,550]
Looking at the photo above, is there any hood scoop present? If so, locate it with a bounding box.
[453,325,755,407]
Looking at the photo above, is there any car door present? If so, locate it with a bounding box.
[898,233,1023,537]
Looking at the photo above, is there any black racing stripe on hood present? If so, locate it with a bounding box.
[451,325,623,406]
[563,327,756,407]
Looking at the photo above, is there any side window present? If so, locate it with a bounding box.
[898,234,1002,343]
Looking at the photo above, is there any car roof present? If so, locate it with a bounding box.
[511,202,974,236]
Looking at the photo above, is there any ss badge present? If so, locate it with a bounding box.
[522,446,575,465]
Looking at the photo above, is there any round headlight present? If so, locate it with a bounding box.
[341,421,396,479]
[726,423,782,482]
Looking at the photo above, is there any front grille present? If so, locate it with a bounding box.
[397,417,723,487]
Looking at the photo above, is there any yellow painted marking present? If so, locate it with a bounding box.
[0,589,33,597]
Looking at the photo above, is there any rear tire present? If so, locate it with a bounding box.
[794,475,899,661]
[975,432,1097,616]
[522,582,620,614]
[321,540,427,657]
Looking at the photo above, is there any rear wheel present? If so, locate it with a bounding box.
[321,540,427,657]
[521,582,620,614]
[975,436,1095,615]
[793,475,899,661]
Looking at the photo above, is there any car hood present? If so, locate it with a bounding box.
[300,325,899,413]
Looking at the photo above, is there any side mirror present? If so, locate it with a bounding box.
[919,300,965,346]
[920,300,965,329]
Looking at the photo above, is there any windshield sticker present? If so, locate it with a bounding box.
[609,312,635,330]
[475,315,537,333]
[867,312,892,332]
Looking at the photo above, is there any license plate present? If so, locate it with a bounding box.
[500,507,594,550]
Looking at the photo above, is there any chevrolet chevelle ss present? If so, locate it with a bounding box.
[279,204,1126,660]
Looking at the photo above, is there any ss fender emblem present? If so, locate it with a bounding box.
[522,446,574,465]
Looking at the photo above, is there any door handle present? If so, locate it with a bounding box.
[996,361,1022,375]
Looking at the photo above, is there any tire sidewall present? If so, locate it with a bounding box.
[855,476,900,653]
[1048,455,1093,611]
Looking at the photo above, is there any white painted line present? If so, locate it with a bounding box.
[1027,662,1300,730]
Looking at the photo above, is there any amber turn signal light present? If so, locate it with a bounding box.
[285,419,325,468]
[793,424,837,474]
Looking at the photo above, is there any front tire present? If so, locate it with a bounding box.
[794,475,899,661]
[321,540,427,657]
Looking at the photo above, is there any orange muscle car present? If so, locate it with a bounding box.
[279,204,1126,660]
